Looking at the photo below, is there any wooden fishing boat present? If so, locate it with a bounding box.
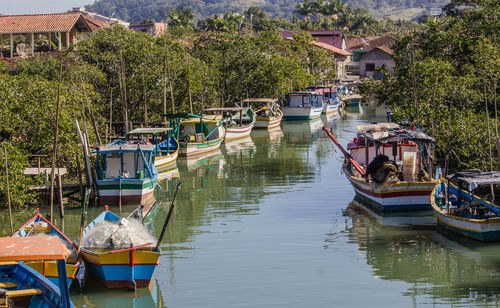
[127,128,179,173]
[283,92,323,121]
[431,172,500,241]
[95,140,158,206]
[306,85,342,114]
[0,236,74,308]
[166,114,226,157]
[80,207,160,290]
[204,106,255,141]
[323,123,437,212]
[12,210,82,288]
[243,98,283,129]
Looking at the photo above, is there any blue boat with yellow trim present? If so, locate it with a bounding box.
[0,236,74,308]
[80,207,160,290]
[431,172,500,242]
[12,209,83,288]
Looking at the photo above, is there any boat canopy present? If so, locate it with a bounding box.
[357,123,400,133]
[0,236,70,261]
[97,143,155,153]
[242,98,277,104]
[204,107,246,112]
[181,115,223,124]
[451,171,500,191]
[361,127,435,144]
[128,128,172,135]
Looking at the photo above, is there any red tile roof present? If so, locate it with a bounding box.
[347,35,395,50]
[311,40,352,56]
[82,15,111,31]
[0,13,90,34]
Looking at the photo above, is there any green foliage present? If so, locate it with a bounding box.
[365,0,500,171]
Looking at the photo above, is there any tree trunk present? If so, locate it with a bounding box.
[50,61,63,223]
[143,73,148,127]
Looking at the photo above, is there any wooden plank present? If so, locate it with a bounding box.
[6,288,42,297]
[23,168,66,176]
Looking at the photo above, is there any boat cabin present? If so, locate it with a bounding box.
[286,92,322,108]
[204,107,253,128]
[179,115,224,142]
[127,127,177,156]
[243,98,280,117]
[95,142,156,180]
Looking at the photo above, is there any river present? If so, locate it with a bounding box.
[3,105,500,307]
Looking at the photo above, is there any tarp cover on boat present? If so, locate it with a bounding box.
[362,128,434,144]
[451,171,500,191]
[0,236,70,261]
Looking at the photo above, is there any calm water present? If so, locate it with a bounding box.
[3,105,500,307]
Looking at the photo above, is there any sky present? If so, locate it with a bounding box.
[0,0,93,15]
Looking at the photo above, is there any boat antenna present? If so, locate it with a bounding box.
[156,180,181,250]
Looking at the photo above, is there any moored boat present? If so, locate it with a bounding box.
[167,114,226,157]
[283,92,323,121]
[204,106,255,141]
[0,236,74,308]
[12,210,82,288]
[95,140,158,206]
[80,207,160,289]
[243,98,283,129]
[307,85,342,114]
[324,123,437,212]
[431,172,500,242]
[127,128,179,173]
[343,93,362,107]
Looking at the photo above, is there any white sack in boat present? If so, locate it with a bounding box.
[83,219,157,249]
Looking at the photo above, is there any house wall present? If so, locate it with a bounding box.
[359,49,394,77]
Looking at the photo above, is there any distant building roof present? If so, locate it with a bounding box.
[311,40,352,56]
[281,30,344,49]
[82,15,111,31]
[0,12,91,34]
[359,46,394,60]
[347,35,396,51]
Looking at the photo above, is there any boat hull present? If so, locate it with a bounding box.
[179,135,225,157]
[0,262,74,308]
[283,107,323,120]
[225,124,254,141]
[344,165,435,212]
[82,248,160,290]
[431,180,500,242]
[154,150,178,172]
[322,103,339,114]
[254,116,282,129]
[97,178,156,205]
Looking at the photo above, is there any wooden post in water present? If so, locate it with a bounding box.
[76,153,84,203]
[4,146,13,235]
[49,61,63,223]
[57,172,64,218]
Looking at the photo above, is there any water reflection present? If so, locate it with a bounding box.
[342,198,500,305]
[72,279,164,308]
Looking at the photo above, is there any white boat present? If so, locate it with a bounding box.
[243,98,283,129]
[306,85,341,114]
[283,92,323,121]
[204,107,255,141]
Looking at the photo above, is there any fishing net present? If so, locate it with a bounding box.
[82,218,157,250]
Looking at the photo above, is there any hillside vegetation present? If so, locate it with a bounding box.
[85,0,448,23]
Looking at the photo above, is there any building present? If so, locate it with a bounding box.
[281,30,346,50]
[129,23,166,37]
[358,46,394,78]
[281,30,350,78]
[346,35,396,75]
[311,40,352,78]
[72,7,130,27]
[0,12,107,58]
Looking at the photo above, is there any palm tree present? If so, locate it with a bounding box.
[294,0,315,24]
[168,5,194,30]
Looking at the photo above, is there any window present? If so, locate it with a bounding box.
[365,63,376,71]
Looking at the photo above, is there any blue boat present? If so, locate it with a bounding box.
[13,209,83,288]
[80,207,160,290]
[0,236,74,308]
[431,172,500,241]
